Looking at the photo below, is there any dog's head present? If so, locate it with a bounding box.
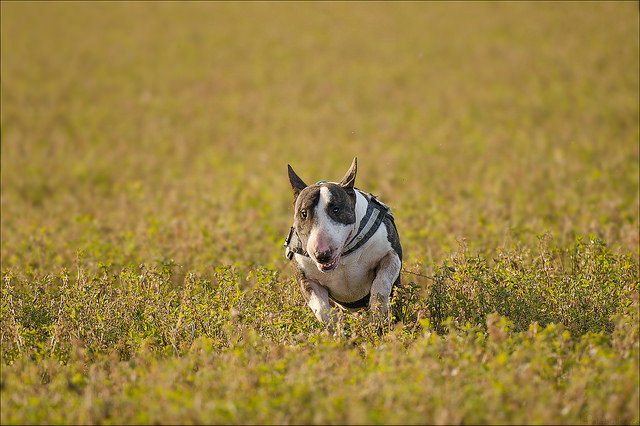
[288,158,358,272]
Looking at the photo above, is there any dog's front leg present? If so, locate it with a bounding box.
[369,251,402,317]
[305,280,336,324]
[295,271,336,324]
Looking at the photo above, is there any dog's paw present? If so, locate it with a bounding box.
[369,293,389,318]
[315,306,341,325]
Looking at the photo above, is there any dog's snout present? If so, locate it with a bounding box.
[315,249,333,264]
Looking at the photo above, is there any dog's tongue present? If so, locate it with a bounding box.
[319,255,340,272]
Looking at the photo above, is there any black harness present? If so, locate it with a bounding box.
[284,191,396,309]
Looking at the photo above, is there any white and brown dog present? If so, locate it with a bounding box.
[284,158,402,325]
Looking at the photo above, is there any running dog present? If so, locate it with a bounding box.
[284,158,402,325]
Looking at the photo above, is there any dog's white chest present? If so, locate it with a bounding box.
[295,218,393,303]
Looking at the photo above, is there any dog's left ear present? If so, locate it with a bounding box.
[339,157,357,190]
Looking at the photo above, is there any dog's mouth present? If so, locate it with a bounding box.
[315,231,353,273]
[318,254,341,272]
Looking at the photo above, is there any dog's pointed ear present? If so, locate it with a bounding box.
[288,164,307,199]
[339,157,357,190]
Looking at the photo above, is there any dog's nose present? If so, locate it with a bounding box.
[315,249,333,264]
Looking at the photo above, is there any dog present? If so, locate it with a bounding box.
[284,157,402,326]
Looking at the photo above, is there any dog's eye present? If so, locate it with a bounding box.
[300,209,307,219]
[332,206,340,214]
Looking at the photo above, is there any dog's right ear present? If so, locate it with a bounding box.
[288,164,307,199]
[339,157,357,190]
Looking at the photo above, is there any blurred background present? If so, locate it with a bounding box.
[1,1,638,280]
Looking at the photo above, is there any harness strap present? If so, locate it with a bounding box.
[328,274,400,310]
[329,292,370,309]
[342,196,389,256]
[284,226,308,260]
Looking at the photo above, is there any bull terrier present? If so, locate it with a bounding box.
[284,158,402,326]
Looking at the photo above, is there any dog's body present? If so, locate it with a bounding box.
[285,158,402,324]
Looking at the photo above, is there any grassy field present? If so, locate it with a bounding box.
[1,1,639,424]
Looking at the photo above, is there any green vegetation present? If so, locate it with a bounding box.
[1,2,638,424]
